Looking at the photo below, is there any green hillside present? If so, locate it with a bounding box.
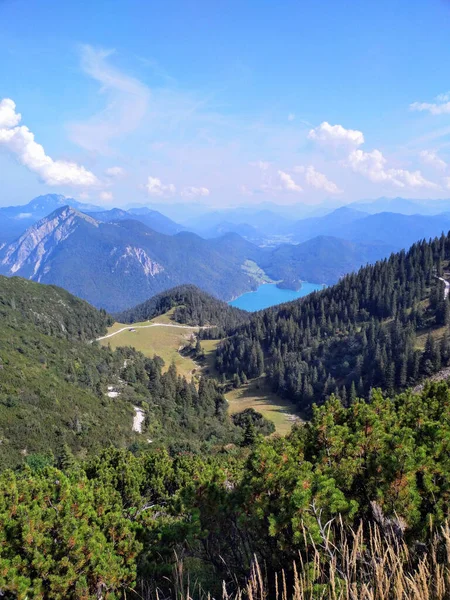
[0,277,253,468]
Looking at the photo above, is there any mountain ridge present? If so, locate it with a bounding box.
[0,207,264,312]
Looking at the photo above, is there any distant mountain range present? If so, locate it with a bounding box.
[196,221,266,245]
[3,194,450,312]
[0,204,398,312]
[129,199,331,223]
[288,207,369,242]
[0,194,186,243]
[349,196,450,216]
[86,206,186,236]
[181,207,292,240]
[183,205,450,248]
[0,193,102,219]
[0,206,265,312]
[261,236,394,285]
[336,212,450,248]
[0,194,102,243]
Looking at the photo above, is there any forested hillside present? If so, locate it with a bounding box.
[87,206,186,235]
[0,276,110,340]
[0,277,252,468]
[116,284,249,331]
[217,233,450,410]
[261,235,392,285]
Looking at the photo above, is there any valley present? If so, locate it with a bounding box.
[3,224,450,598]
[101,309,299,433]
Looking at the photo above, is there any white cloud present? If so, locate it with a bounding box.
[348,149,438,189]
[410,102,450,116]
[0,98,99,187]
[68,45,150,153]
[249,160,270,170]
[181,186,210,198]
[0,98,21,128]
[277,170,303,192]
[410,92,450,116]
[145,176,176,197]
[419,150,447,171]
[100,191,113,201]
[308,121,364,149]
[445,177,450,190]
[288,113,295,122]
[105,166,126,178]
[295,165,342,194]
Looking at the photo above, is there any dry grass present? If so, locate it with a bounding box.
[148,519,450,600]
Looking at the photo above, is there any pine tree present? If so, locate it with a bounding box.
[349,381,357,404]
[243,420,256,446]
[59,443,76,471]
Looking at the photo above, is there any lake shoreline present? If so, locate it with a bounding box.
[229,282,324,312]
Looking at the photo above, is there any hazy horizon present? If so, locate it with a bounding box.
[5,193,450,216]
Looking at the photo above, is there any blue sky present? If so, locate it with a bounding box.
[1,0,450,207]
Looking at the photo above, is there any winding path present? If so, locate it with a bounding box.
[132,406,145,433]
[437,276,450,299]
[96,322,210,342]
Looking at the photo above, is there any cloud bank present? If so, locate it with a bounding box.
[181,186,210,198]
[105,166,126,178]
[145,176,176,197]
[277,170,303,192]
[348,149,438,189]
[419,150,447,171]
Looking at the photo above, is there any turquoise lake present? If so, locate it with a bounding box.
[228,282,324,312]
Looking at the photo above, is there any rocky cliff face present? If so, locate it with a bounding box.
[0,207,98,279]
[113,246,164,277]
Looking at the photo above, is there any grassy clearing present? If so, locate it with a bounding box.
[241,260,274,284]
[415,324,448,350]
[100,318,201,380]
[225,377,302,435]
[150,307,179,324]
[200,339,302,434]
[200,338,221,378]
